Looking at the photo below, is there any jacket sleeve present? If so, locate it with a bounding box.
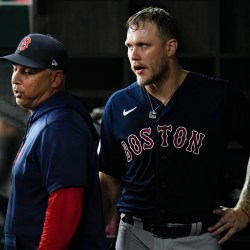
[38,187,84,250]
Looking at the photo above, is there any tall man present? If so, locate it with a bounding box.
[98,6,250,250]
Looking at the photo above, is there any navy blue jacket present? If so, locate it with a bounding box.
[5,91,107,250]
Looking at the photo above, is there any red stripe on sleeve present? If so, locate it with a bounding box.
[38,187,84,250]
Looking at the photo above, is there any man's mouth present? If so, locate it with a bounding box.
[133,65,145,74]
[13,90,22,98]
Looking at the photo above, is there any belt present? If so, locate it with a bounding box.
[122,215,209,239]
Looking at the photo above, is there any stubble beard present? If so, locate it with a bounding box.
[135,58,168,87]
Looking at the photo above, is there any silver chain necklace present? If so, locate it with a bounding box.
[146,91,163,119]
[146,83,182,119]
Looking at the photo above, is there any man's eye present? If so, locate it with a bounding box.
[23,69,33,75]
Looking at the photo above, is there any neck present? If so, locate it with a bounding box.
[146,68,188,104]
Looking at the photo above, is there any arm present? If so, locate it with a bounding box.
[235,157,250,218]
[38,187,84,250]
[208,157,250,244]
[99,172,122,226]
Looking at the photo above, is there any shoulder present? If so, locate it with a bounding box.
[42,108,82,129]
[100,82,141,124]
[31,105,93,141]
[36,92,90,125]
[186,71,231,94]
[188,71,228,85]
[104,82,139,110]
[187,72,250,107]
[108,82,139,102]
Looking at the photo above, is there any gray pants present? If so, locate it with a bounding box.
[116,218,221,250]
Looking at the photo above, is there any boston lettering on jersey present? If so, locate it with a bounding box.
[121,124,205,162]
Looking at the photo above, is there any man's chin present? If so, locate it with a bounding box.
[16,100,26,109]
[137,80,150,87]
[136,76,146,86]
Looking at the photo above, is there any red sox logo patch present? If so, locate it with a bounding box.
[18,37,31,51]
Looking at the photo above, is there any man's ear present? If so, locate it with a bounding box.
[51,70,64,88]
[166,38,178,57]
